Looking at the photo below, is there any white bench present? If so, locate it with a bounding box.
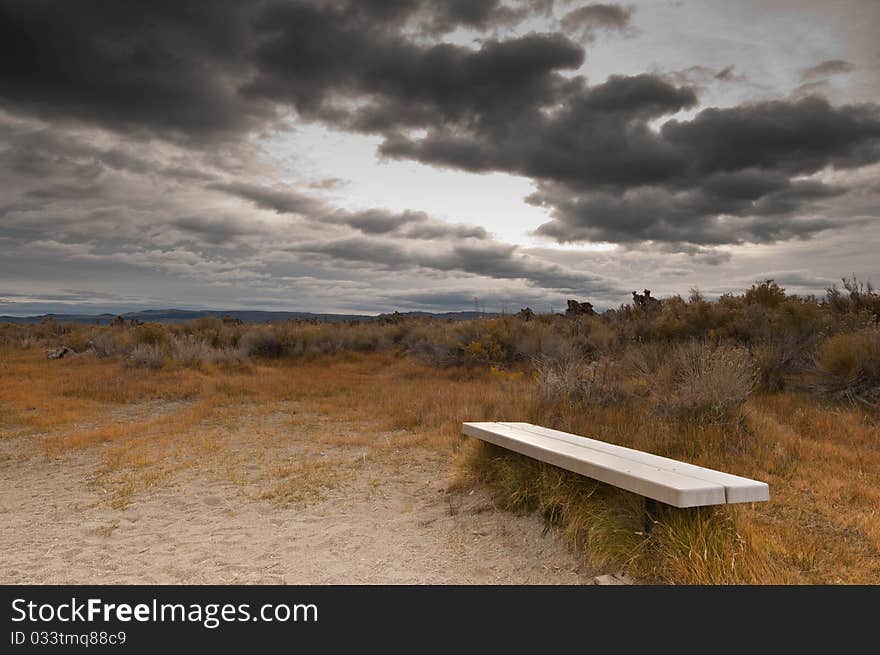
[462,422,769,508]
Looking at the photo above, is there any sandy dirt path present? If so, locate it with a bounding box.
[0,409,599,584]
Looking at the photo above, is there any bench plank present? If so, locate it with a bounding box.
[462,422,768,507]
[463,422,726,507]
[499,422,769,504]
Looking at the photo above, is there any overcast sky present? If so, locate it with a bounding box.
[2,0,879,315]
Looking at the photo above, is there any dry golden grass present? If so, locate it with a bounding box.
[1,348,526,507]
[258,457,356,505]
[2,344,879,583]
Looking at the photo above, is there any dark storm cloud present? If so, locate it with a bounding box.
[560,3,633,41]
[14,0,570,143]
[2,0,880,304]
[660,96,880,176]
[243,7,585,133]
[384,92,880,245]
[529,180,843,245]
[801,59,855,80]
[379,73,698,184]
[419,0,525,35]
[0,0,539,141]
[0,1,273,142]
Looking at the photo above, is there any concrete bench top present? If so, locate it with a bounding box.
[462,422,769,508]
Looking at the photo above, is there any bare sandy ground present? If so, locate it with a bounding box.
[0,407,604,584]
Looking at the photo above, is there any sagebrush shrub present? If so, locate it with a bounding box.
[62,329,93,353]
[656,342,756,423]
[127,343,165,369]
[533,349,620,406]
[89,330,133,358]
[809,330,880,406]
[133,323,171,347]
[208,347,251,370]
[239,326,284,358]
[172,336,213,368]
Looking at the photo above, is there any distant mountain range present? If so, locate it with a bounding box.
[0,308,497,325]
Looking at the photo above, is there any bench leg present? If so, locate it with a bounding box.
[643,498,661,534]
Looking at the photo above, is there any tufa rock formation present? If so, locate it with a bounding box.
[565,300,596,317]
[632,289,661,311]
[111,315,143,327]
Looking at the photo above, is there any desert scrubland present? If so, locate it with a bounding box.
[2,279,880,584]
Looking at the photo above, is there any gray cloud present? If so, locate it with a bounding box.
[0,117,220,186]
[307,177,348,190]
[662,64,747,89]
[1,111,607,309]
[207,181,323,216]
[802,59,855,81]
[209,180,490,241]
[329,209,490,240]
[560,3,633,41]
[289,236,619,292]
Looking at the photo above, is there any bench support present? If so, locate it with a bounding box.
[643,498,662,534]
